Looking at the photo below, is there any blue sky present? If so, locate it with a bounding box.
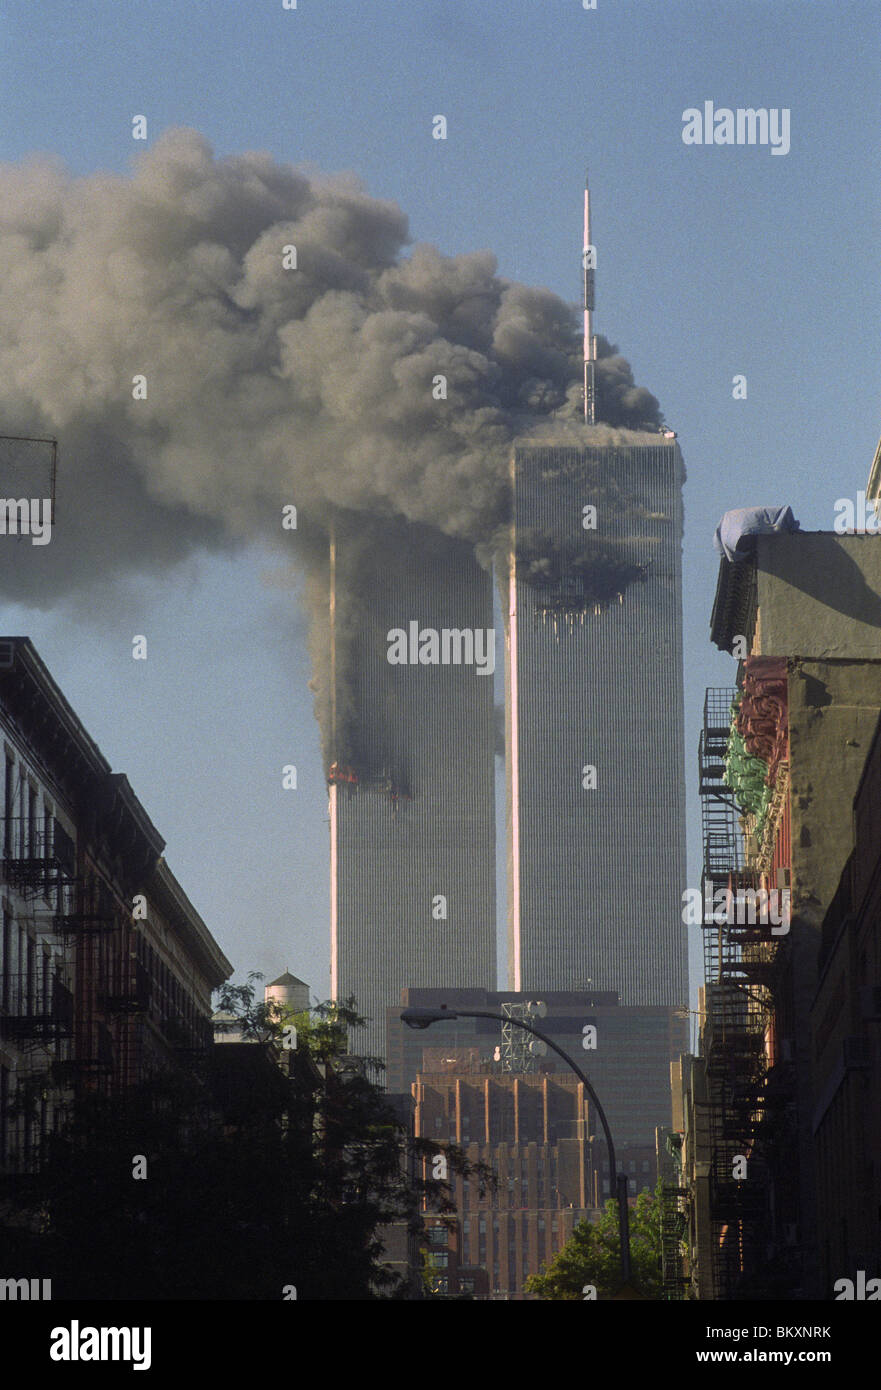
[0,0,878,1022]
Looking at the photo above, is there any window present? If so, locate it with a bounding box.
[0,913,10,1011]
[28,783,37,858]
[428,1225,448,1248]
[4,754,13,855]
[18,769,26,855]
[17,926,26,1012]
[0,1066,7,1163]
[26,935,35,1013]
[44,809,61,911]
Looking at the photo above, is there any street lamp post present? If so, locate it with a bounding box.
[401,1004,632,1286]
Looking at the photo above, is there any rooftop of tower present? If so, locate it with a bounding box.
[513,423,678,450]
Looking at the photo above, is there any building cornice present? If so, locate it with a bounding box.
[710,557,758,653]
[0,637,230,986]
[148,856,233,986]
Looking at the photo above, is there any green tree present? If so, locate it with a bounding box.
[0,976,491,1299]
[525,1186,663,1300]
[214,976,492,1293]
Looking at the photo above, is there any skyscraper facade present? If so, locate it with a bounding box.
[505,431,688,1005]
[329,519,496,1062]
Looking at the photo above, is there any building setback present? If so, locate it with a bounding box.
[328,520,496,1064]
[505,433,688,1004]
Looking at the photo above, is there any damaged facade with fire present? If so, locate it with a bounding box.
[505,433,688,1005]
[327,519,497,1065]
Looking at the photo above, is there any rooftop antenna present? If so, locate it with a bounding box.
[583,171,596,425]
[0,433,57,521]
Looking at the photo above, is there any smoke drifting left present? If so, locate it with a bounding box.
[0,130,661,593]
[0,130,663,756]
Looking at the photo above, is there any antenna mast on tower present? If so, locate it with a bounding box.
[583,171,596,425]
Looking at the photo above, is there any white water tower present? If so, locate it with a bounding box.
[264,970,310,1015]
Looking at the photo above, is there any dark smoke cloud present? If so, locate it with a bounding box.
[504,427,670,612]
[593,337,665,430]
[0,130,664,753]
[515,528,649,611]
[0,130,661,598]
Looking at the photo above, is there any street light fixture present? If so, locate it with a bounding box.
[401,1004,632,1285]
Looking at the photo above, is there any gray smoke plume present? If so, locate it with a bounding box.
[0,129,664,754]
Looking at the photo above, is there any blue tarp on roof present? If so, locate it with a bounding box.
[713,506,800,563]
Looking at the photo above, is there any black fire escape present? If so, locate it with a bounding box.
[1,817,127,1082]
[659,1131,690,1300]
[0,973,74,1043]
[1,817,77,1050]
[698,690,775,1298]
[2,815,76,900]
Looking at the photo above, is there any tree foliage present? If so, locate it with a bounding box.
[0,975,490,1299]
[524,1186,663,1300]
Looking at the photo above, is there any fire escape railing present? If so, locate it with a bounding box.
[698,689,779,1298]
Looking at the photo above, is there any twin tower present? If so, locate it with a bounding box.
[327,431,688,1063]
